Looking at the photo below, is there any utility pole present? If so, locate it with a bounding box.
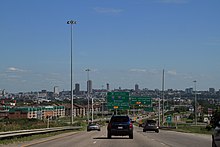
[162,69,165,124]
[86,69,90,124]
[193,80,197,125]
[67,20,76,125]
[158,96,161,127]
[92,97,94,123]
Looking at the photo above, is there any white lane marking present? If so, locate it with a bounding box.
[160,143,166,146]
[93,141,97,144]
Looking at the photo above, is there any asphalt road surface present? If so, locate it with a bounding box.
[3,126,211,147]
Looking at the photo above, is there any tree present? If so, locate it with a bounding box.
[210,108,220,127]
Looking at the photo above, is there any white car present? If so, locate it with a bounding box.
[87,123,101,131]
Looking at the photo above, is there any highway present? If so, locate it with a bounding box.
[5,126,211,147]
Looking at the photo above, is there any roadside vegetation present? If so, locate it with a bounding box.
[0,117,88,145]
[175,124,213,134]
[0,116,89,132]
[0,130,75,145]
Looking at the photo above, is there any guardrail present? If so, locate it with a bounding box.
[159,126,177,129]
[0,126,82,139]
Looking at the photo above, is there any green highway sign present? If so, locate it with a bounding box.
[107,92,130,110]
[144,107,153,112]
[130,96,152,105]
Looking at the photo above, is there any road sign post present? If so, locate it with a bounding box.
[166,115,172,127]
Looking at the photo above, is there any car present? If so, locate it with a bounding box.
[107,115,134,139]
[87,123,101,131]
[143,119,159,133]
[212,120,220,147]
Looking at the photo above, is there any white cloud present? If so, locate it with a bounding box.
[167,70,177,76]
[129,68,161,75]
[182,74,193,80]
[94,7,123,14]
[7,67,26,72]
[130,69,147,72]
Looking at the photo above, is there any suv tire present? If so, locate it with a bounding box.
[129,133,133,139]
[108,132,111,139]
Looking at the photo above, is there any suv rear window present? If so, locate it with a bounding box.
[111,116,129,122]
[146,120,156,124]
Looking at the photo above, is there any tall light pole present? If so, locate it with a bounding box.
[158,96,161,127]
[85,69,90,124]
[92,96,94,123]
[162,69,165,124]
[67,20,76,125]
[193,80,197,125]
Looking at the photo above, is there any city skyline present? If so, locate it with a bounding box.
[0,0,220,92]
[0,82,219,94]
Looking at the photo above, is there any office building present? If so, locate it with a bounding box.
[54,86,59,95]
[209,88,215,94]
[107,83,110,91]
[75,83,80,94]
[135,84,139,92]
[87,80,92,94]
[185,88,193,94]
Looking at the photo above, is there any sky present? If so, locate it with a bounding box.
[0,0,220,93]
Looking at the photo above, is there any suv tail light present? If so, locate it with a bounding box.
[129,123,133,129]
[108,123,112,129]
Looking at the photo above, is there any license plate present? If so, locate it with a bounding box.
[118,126,123,129]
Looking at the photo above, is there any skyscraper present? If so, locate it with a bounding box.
[135,84,139,92]
[54,86,59,95]
[107,83,110,91]
[75,83,80,94]
[87,80,92,94]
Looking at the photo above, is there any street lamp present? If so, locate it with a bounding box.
[193,80,197,125]
[67,20,76,125]
[85,69,90,124]
[158,96,161,127]
[162,69,165,124]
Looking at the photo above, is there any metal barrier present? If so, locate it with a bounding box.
[0,126,82,139]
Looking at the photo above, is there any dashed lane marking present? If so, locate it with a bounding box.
[160,143,166,146]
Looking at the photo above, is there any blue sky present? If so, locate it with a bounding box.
[0,0,220,92]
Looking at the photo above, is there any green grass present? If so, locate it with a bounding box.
[0,117,89,145]
[0,130,76,145]
[0,117,88,132]
[174,125,213,134]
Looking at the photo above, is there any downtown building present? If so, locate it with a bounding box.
[0,106,65,120]
[87,80,92,94]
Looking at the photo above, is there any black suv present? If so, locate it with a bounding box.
[107,115,133,139]
[212,120,220,147]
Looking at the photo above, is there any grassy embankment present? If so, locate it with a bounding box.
[161,121,213,135]
[0,117,87,145]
